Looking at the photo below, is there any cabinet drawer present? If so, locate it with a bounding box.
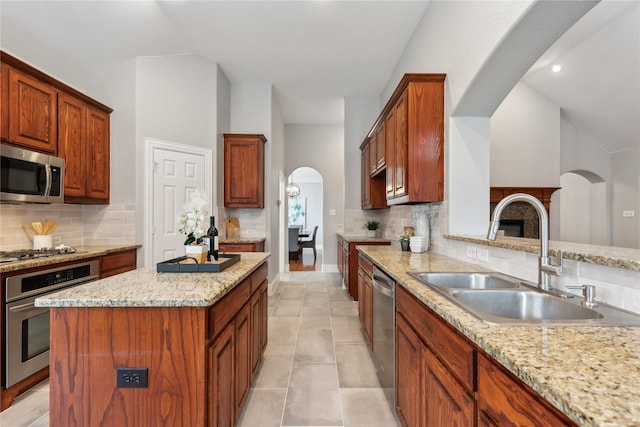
[250,262,268,294]
[220,243,258,252]
[358,253,373,277]
[100,250,136,278]
[210,277,251,339]
[396,286,475,392]
[477,353,575,426]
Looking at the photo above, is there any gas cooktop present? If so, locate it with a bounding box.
[0,247,78,264]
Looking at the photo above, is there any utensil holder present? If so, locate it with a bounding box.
[34,234,53,250]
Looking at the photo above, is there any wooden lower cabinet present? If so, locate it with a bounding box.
[395,285,576,427]
[339,239,390,301]
[395,314,426,427]
[357,253,374,349]
[100,249,137,278]
[48,262,268,427]
[219,241,265,252]
[210,321,235,427]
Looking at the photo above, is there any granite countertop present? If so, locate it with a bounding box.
[336,232,392,243]
[359,245,640,427]
[0,244,141,274]
[445,234,640,272]
[219,237,266,244]
[35,252,270,308]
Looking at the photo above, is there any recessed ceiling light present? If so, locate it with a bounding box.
[552,64,562,73]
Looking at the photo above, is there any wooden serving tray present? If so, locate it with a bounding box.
[157,253,240,273]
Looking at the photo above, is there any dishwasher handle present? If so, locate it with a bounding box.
[372,268,395,298]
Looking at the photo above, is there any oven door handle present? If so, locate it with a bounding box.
[8,301,39,312]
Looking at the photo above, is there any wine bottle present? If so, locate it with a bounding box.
[207,216,219,261]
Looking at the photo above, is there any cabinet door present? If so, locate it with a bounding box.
[393,92,407,198]
[369,134,377,175]
[234,303,251,420]
[337,239,344,276]
[58,93,86,197]
[361,146,371,208]
[375,122,386,170]
[395,314,426,427]
[224,134,266,208]
[85,106,110,202]
[250,285,262,376]
[209,321,235,427]
[425,347,475,427]
[357,267,365,328]
[362,273,373,349]
[8,67,57,153]
[260,281,268,354]
[1,63,9,141]
[385,107,395,197]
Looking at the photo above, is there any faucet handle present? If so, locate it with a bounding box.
[567,284,598,308]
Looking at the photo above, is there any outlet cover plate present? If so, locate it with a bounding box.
[116,368,148,388]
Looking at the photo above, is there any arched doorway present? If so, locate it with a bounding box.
[555,170,608,245]
[286,167,323,271]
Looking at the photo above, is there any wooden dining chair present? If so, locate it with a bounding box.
[298,225,318,260]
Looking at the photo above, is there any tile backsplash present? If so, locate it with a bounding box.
[0,204,136,250]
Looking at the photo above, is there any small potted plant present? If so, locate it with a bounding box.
[177,189,210,263]
[363,220,380,237]
[399,234,410,251]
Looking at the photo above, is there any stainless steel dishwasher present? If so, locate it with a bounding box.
[372,266,396,411]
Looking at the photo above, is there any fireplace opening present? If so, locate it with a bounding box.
[499,219,525,238]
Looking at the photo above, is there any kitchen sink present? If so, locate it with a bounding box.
[408,272,520,289]
[408,271,640,326]
[451,290,603,322]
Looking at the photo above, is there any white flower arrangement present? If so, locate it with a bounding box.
[177,189,210,246]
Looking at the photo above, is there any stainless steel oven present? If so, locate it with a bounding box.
[4,260,99,387]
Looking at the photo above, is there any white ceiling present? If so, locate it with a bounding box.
[522,0,639,153]
[0,0,430,125]
[1,0,637,152]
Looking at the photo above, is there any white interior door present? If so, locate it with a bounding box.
[147,140,211,265]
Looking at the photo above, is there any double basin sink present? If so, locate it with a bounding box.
[407,272,640,326]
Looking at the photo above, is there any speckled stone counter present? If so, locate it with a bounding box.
[445,234,640,272]
[359,245,640,427]
[337,232,392,243]
[36,252,270,308]
[219,237,266,244]
[0,244,141,273]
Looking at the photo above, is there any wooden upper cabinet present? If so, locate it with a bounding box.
[2,52,112,204]
[224,134,266,208]
[375,122,386,171]
[58,93,86,197]
[369,129,377,175]
[7,67,58,154]
[58,94,110,204]
[84,107,110,202]
[367,73,445,205]
[360,137,387,210]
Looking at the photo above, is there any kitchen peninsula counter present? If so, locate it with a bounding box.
[0,244,141,273]
[358,245,640,427]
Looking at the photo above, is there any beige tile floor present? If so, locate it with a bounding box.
[0,271,400,427]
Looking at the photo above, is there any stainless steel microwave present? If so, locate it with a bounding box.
[0,144,65,203]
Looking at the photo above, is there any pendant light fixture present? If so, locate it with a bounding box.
[287,171,301,198]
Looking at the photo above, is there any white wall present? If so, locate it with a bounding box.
[285,125,344,271]
[135,55,219,264]
[491,82,560,187]
[292,182,324,248]
[611,149,640,248]
[560,115,610,181]
[270,97,286,284]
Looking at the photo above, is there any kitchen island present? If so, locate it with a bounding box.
[36,252,270,427]
[358,245,640,427]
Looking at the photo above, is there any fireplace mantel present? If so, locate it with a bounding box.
[490,187,561,213]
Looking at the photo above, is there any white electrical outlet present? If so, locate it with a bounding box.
[246,229,255,235]
[52,235,62,245]
[329,209,336,216]
[465,246,477,259]
[476,248,489,262]
[623,210,635,218]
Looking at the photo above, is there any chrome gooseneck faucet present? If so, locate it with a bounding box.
[487,193,563,291]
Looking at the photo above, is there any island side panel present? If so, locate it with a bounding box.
[49,306,207,427]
